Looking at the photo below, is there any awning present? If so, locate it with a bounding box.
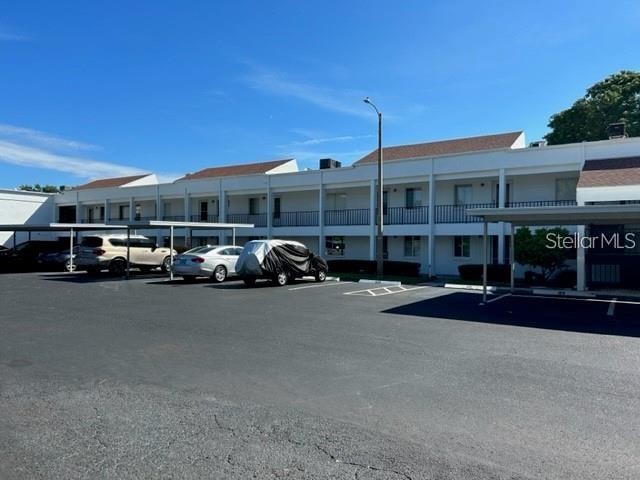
[467,204,640,226]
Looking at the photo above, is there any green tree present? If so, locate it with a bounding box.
[18,184,61,193]
[514,226,573,280]
[544,70,640,145]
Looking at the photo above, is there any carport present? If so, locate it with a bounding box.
[0,223,125,273]
[467,204,640,304]
[0,220,254,280]
[147,220,253,280]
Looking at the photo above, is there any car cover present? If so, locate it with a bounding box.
[235,240,326,277]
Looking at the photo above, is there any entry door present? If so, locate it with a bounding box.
[200,201,208,221]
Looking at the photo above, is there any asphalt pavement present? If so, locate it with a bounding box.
[1,272,639,479]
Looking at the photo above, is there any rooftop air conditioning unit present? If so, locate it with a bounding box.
[529,140,548,148]
[607,122,627,139]
[319,158,342,169]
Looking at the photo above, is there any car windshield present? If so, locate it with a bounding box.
[183,246,212,254]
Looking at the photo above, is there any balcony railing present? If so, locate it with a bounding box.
[325,208,369,226]
[226,213,267,227]
[81,218,106,223]
[435,203,497,223]
[162,215,185,221]
[107,218,129,225]
[506,200,578,208]
[384,206,429,225]
[190,214,220,223]
[273,211,319,227]
[131,216,157,224]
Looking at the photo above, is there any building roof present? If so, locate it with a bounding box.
[578,156,640,188]
[354,131,523,165]
[73,174,150,190]
[178,159,294,181]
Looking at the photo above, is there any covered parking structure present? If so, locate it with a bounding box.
[467,204,640,303]
[0,220,253,280]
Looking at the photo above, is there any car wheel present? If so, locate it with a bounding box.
[161,256,171,273]
[182,275,196,282]
[64,259,77,273]
[315,269,327,282]
[273,271,288,287]
[243,278,256,287]
[213,265,227,283]
[109,259,126,276]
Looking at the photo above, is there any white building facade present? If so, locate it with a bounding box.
[41,133,640,282]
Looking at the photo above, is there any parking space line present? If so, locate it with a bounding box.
[344,285,427,297]
[486,293,511,304]
[607,298,617,317]
[288,281,350,291]
[511,293,640,306]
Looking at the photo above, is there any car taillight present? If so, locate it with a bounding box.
[93,248,106,255]
[191,257,205,263]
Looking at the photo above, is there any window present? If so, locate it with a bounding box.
[454,185,473,205]
[454,236,471,258]
[99,206,105,221]
[405,188,422,208]
[325,236,345,256]
[556,178,577,201]
[249,198,259,215]
[383,191,389,215]
[404,236,420,257]
[135,205,142,221]
[118,205,129,220]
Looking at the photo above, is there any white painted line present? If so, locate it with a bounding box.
[512,294,640,306]
[344,285,427,297]
[607,298,617,317]
[358,279,402,286]
[288,281,350,291]
[486,293,511,304]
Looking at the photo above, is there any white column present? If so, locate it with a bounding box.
[428,172,435,277]
[482,221,488,304]
[183,192,189,222]
[104,199,110,223]
[75,192,81,223]
[577,224,586,291]
[510,223,515,292]
[266,177,272,239]
[498,168,506,264]
[129,197,134,222]
[369,179,376,261]
[219,189,227,245]
[155,186,161,220]
[319,179,325,256]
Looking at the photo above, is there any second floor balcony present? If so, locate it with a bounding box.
[325,208,370,226]
[226,213,267,227]
[273,211,319,227]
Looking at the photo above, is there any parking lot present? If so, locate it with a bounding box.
[2,272,640,479]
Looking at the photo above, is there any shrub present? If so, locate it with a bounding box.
[458,263,511,283]
[326,259,421,277]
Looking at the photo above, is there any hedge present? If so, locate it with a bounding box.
[326,259,421,277]
[458,263,511,283]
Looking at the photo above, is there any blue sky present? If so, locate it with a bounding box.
[1,0,639,188]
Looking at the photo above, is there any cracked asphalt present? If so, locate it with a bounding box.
[1,272,640,479]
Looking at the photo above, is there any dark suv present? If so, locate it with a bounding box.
[0,240,68,271]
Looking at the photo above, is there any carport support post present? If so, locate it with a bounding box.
[482,221,488,304]
[69,227,74,273]
[232,227,235,246]
[126,227,131,280]
[510,223,515,293]
[169,225,174,281]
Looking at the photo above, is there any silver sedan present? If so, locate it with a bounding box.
[171,245,243,282]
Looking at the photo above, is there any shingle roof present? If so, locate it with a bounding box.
[578,156,640,188]
[354,131,523,165]
[73,174,150,190]
[178,159,294,181]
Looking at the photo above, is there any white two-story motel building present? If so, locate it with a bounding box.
[3,131,640,290]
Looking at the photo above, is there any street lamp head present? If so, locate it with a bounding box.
[363,97,371,104]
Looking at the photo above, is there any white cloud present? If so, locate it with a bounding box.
[288,134,373,147]
[0,140,147,180]
[0,26,28,42]
[0,124,100,152]
[244,67,370,119]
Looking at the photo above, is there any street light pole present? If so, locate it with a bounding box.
[364,97,384,279]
